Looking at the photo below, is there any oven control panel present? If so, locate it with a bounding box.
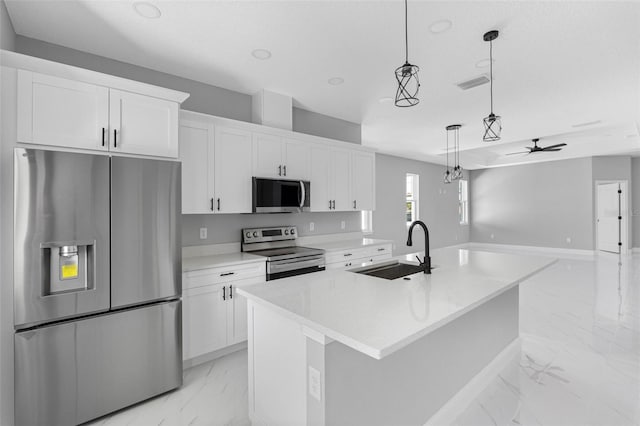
[242,226,297,244]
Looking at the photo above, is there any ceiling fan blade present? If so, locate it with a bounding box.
[505,151,529,156]
[541,143,567,150]
[543,148,563,152]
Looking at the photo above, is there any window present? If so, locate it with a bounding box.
[459,179,469,225]
[361,211,373,234]
[406,173,419,225]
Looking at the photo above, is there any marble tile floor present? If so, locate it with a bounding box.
[89,250,639,426]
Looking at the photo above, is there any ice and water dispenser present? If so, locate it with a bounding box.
[42,241,94,295]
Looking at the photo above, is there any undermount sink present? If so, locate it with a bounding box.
[351,260,436,280]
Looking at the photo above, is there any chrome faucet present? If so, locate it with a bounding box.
[406,220,431,274]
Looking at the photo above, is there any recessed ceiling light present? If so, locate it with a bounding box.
[378,97,393,103]
[429,19,452,34]
[328,77,344,86]
[572,120,602,128]
[475,58,494,68]
[133,1,161,19]
[251,49,272,60]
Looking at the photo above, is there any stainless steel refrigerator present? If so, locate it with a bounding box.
[13,148,182,426]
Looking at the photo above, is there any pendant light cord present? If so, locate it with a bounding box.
[404,0,408,63]
[489,39,494,114]
[446,128,450,170]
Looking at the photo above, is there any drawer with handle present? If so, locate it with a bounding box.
[184,261,265,290]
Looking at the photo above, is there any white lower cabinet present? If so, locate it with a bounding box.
[182,263,265,361]
[325,244,393,269]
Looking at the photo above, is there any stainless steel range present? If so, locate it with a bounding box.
[241,226,325,281]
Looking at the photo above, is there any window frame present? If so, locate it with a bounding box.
[406,173,419,226]
[459,179,469,225]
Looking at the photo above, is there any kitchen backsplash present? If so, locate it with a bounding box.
[182,211,362,246]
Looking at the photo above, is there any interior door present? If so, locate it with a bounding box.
[215,126,253,213]
[14,149,110,329]
[109,89,179,158]
[597,183,621,253]
[110,156,181,308]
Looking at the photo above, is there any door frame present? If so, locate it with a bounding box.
[595,180,630,255]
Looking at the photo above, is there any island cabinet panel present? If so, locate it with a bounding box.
[17,70,109,151]
[18,70,183,158]
[182,263,265,363]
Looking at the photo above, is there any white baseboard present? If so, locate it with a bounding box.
[182,341,247,370]
[424,337,521,426]
[466,242,595,257]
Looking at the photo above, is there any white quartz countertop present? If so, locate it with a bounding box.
[182,252,264,272]
[238,248,556,359]
[307,238,392,252]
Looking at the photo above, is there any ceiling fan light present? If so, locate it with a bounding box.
[483,113,502,142]
[395,62,420,107]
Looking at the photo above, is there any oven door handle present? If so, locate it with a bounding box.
[268,256,325,274]
[299,181,306,209]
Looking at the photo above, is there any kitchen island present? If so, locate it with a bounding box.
[238,248,556,425]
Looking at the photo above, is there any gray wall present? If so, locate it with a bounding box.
[370,154,470,255]
[592,156,633,249]
[292,107,360,144]
[633,158,640,248]
[183,212,361,246]
[12,35,365,247]
[470,158,594,250]
[0,0,14,51]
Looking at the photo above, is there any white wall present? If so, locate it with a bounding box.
[370,154,470,255]
[470,158,594,250]
[633,157,640,248]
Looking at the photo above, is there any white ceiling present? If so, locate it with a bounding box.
[5,0,640,169]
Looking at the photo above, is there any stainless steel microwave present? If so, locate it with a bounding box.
[252,177,311,213]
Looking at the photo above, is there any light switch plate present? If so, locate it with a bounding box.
[341,221,346,230]
[310,222,315,231]
[199,228,207,239]
[308,366,321,401]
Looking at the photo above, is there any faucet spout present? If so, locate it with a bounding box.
[406,220,431,274]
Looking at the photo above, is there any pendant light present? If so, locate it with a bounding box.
[395,0,420,107]
[482,30,501,142]
[444,124,463,182]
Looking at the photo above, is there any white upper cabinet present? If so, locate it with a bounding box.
[214,127,253,214]
[109,89,179,158]
[17,70,109,151]
[351,151,375,211]
[15,67,187,158]
[310,145,331,212]
[252,132,284,178]
[282,139,311,180]
[252,133,311,180]
[329,147,352,211]
[179,119,214,214]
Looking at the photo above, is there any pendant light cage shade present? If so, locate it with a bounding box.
[395,63,420,107]
[445,124,464,182]
[482,30,501,142]
[483,113,502,142]
[395,0,419,107]
[443,169,452,184]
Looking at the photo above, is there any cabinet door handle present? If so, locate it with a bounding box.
[283,165,287,176]
[210,198,214,211]
[278,165,282,176]
[222,286,226,301]
[220,272,235,277]
[377,248,385,252]
[101,128,106,147]
[217,198,221,211]
[113,129,117,148]
[229,285,233,299]
[353,200,357,209]
[344,253,352,257]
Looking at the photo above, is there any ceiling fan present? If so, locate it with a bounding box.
[506,138,567,156]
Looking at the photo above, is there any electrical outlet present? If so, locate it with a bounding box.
[566,237,571,244]
[341,221,346,230]
[310,222,315,231]
[490,233,495,240]
[199,228,207,240]
[308,366,321,401]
